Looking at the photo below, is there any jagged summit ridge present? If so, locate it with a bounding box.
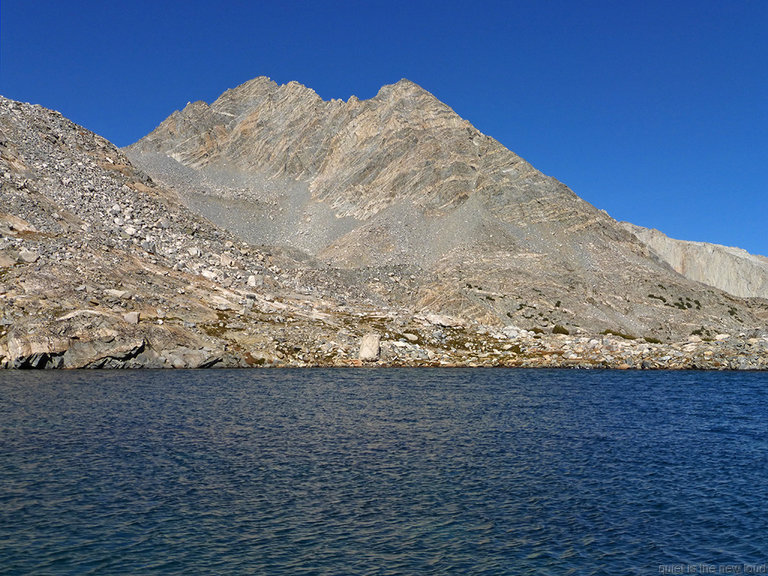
[128,76,589,223]
[124,77,768,339]
[142,76,438,158]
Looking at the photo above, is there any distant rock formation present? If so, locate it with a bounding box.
[622,223,768,300]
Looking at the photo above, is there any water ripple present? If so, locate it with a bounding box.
[1,369,767,574]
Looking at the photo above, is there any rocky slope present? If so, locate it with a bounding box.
[622,222,768,300]
[0,95,392,368]
[2,82,767,370]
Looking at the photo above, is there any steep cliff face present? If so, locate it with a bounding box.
[622,223,768,300]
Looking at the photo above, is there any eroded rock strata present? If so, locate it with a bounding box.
[621,222,768,300]
[1,81,767,369]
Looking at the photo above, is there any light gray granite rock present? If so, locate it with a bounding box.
[359,333,381,362]
[622,222,768,299]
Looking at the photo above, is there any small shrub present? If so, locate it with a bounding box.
[552,325,570,335]
[644,336,662,344]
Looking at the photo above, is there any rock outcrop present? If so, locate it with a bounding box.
[622,222,768,300]
[359,333,381,362]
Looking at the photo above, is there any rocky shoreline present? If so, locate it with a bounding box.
[3,309,767,370]
[367,330,768,371]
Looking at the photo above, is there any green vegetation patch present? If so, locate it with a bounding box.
[672,297,692,310]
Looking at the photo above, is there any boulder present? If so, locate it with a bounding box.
[18,249,39,263]
[162,346,222,368]
[62,337,145,368]
[123,311,140,324]
[502,325,523,339]
[359,332,381,362]
[104,288,130,299]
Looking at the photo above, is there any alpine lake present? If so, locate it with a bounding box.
[2,368,767,575]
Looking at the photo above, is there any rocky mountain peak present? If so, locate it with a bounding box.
[122,77,768,341]
[3,89,768,370]
[369,78,457,122]
[130,76,535,219]
[211,76,277,109]
[375,78,432,99]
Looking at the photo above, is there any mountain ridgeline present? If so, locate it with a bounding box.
[1,78,767,369]
[127,77,767,341]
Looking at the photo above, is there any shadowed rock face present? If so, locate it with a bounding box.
[622,223,768,300]
[126,77,768,339]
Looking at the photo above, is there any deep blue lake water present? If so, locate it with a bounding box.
[1,369,767,575]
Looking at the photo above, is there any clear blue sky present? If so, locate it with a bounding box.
[2,0,766,255]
